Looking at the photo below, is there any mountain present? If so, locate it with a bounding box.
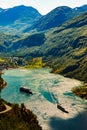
[74,5,87,12]
[0,6,87,82]
[5,12,86,82]
[0,8,3,12]
[0,5,41,25]
[0,5,87,34]
[24,5,87,32]
[41,12,87,82]
[0,5,42,34]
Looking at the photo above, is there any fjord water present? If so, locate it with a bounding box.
[1,68,87,130]
[2,68,60,103]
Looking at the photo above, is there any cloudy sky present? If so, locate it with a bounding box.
[0,0,87,14]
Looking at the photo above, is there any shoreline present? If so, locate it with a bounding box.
[2,68,87,130]
[2,67,87,100]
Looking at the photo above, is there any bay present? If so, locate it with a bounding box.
[1,68,87,130]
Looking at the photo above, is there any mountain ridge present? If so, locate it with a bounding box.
[24,5,87,32]
[0,4,87,34]
[0,5,41,25]
[0,5,42,34]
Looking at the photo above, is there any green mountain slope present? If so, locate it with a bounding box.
[11,12,87,82]
[0,33,20,52]
[41,12,87,82]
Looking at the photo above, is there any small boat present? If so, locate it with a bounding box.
[20,87,33,95]
[57,104,69,113]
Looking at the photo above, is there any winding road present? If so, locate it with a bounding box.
[0,104,12,114]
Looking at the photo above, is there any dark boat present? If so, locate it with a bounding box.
[57,104,69,113]
[20,87,33,95]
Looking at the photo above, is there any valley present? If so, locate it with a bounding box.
[0,3,87,130]
[0,10,87,82]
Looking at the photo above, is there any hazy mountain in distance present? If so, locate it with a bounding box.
[0,5,41,25]
[0,5,42,34]
[0,4,87,34]
[74,4,87,12]
[0,8,3,12]
[24,5,87,32]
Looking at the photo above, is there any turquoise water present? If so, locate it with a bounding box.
[1,68,87,130]
[1,68,60,104]
[1,68,87,110]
